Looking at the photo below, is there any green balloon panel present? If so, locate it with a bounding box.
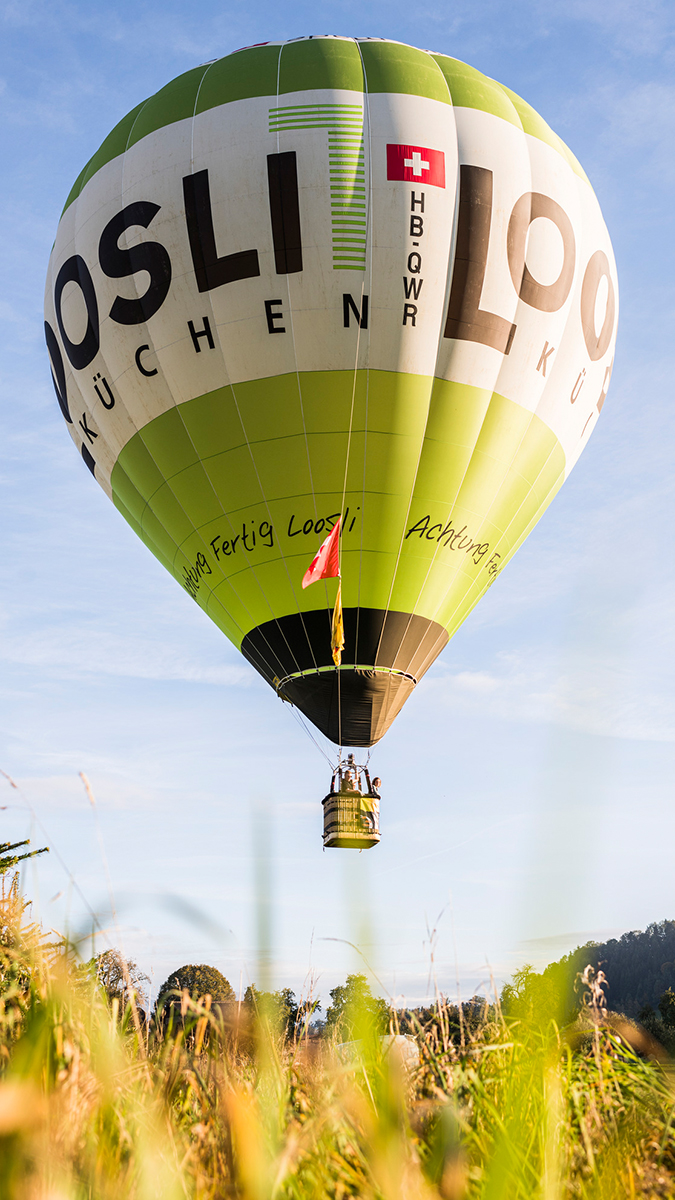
[111,370,565,650]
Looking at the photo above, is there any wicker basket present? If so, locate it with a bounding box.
[322,790,381,849]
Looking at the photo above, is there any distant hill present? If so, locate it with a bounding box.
[543,919,675,1017]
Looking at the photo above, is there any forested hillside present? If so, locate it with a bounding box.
[544,919,675,1017]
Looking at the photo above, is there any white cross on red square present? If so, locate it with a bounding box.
[403,151,430,176]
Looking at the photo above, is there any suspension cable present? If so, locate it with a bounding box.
[289,707,338,770]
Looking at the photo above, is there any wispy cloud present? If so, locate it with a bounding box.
[0,626,251,685]
[563,78,675,186]
[563,0,675,58]
[427,638,675,743]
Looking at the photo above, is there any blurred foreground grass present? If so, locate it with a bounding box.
[1,878,675,1199]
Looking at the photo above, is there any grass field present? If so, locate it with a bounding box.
[1,877,674,1200]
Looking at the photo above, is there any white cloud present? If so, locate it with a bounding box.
[0,770,159,812]
[449,670,501,695]
[0,626,251,685]
[561,0,675,57]
[427,635,675,743]
[581,80,675,184]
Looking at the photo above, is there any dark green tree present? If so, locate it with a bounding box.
[324,973,389,1040]
[637,1000,675,1055]
[638,1003,657,1028]
[274,986,299,1038]
[542,920,675,1018]
[501,964,537,1015]
[243,984,304,1038]
[501,960,582,1029]
[658,988,675,1027]
[156,963,235,1021]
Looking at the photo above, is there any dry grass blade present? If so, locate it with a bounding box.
[0,876,674,1198]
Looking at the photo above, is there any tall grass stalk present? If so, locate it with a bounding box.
[0,877,674,1198]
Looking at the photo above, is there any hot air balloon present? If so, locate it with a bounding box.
[44,37,618,761]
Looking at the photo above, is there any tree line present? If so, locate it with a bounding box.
[500,920,675,1053]
[516,919,675,1016]
[89,914,675,1053]
[87,952,392,1042]
[6,846,675,1051]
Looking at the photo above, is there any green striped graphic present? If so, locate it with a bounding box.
[270,103,367,270]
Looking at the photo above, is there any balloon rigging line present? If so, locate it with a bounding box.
[336,51,373,751]
[276,42,321,530]
[71,46,333,739]
[289,707,337,769]
[394,111,560,678]
[100,115,262,670]
[70,45,340,710]
[374,52,527,686]
[83,46,341,726]
[369,53,461,684]
[352,44,375,727]
[104,72,290,687]
[428,436,560,648]
[185,40,320,681]
[225,385,318,673]
[272,43,336,694]
[190,59,216,171]
[367,49,455,678]
[338,269,368,749]
[121,46,315,698]
[245,40,325,679]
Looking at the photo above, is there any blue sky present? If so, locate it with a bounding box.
[1,0,674,1011]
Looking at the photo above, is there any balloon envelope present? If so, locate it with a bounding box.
[44,37,618,746]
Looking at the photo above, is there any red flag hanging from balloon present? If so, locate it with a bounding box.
[302,518,344,665]
[301,518,341,589]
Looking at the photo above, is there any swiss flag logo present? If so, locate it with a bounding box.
[386,144,445,188]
